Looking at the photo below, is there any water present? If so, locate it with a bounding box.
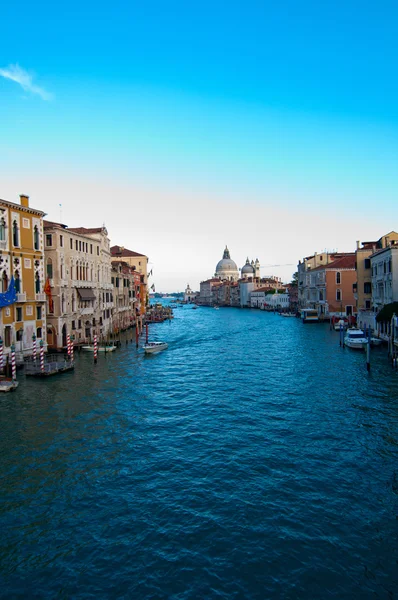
[1,306,398,599]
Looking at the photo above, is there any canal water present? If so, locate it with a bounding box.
[1,305,398,599]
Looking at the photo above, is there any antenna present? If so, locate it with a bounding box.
[59,203,62,223]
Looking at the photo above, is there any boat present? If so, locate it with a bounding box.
[144,342,168,354]
[192,306,198,310]
[81,344,117,352]
[370,337,383,347]
[214,306,219,310]
[344,328,368,350]
[280,312,296,317]
[301,309,319,323]
[333,318,348,331]
[0,378,19,392]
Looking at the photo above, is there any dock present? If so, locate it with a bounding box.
[25,354,75,377]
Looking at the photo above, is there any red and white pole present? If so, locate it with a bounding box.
[32,334,37,362]
[94,334,98,364]
[67,334,71,356]
[70,337,74,363]
[40,340,44,373]
[0,337,3,371]
[11,343,16,380]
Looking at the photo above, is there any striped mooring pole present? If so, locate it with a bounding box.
[67,334,71,356]
[11,343,16,380]
[32,333,37,362]
[40,339,45,373]
[94,334,98,364]
[0,337,3,371]
[70,336,74,363]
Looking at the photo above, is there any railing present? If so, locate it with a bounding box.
[16,293,26,302]
[0,240,7,250]
[35,293,46,302]
[80,307,94,315]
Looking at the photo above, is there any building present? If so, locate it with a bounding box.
[43,222,113,349]
[111,260,138,332]
[111,246,148,314]
[0,194,46,357]
[371,241,398,312]
[198,278,222,305]
[307,254,356,318]
[215,246,239,281]
[250,288,290,310]
[241,257,261,279]
[298,252,346,309]
[184,284,195,303]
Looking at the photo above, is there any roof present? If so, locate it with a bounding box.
[201,278,221,284]
[68,227,104,235]
[253,286,275,293]
[0,197,46,217]
[111,245,146,258]
[43,220,68,229]
[311,254,356,271]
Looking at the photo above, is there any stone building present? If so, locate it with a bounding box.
[0,194,46,357]
[43,222,113,349]
[111,260,139,332]
[111,246,148,314]
[215,246,239,281]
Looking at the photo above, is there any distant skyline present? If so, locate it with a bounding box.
[1,1,398,291]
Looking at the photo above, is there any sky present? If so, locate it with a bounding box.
[1,0,398,292]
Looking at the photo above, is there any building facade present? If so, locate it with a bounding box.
[0,195,46,357]
[43,222,113,349]
[111,246,148,314]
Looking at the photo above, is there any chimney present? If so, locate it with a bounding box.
[20,194,29,208]
[356,240,360,250]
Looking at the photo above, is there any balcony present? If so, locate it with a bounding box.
[72,280,95,288]
[35,293,46,302]
[80,307,94,315]
[0,240,7,250]
[16,293,26,302]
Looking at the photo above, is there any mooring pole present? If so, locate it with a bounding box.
[366,327,371,372]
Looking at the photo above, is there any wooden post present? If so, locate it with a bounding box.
[146,323,149,344]
[135,324,139,348]
[366,327,371,372]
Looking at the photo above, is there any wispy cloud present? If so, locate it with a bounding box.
[0,63,53,100]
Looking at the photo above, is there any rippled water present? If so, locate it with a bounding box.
[1,305,398,599]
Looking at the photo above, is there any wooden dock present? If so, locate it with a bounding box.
[25,354,74,377]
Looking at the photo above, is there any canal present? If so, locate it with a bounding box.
[1,305,398,598]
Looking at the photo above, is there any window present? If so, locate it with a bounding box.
[23,218,30,228]
[90,244,93,254]
[364,282,371,294]
[70,238,73,249]
[34,225,40,250]
[16,307,22,322]
[336,289,341,301]
[0,218,5,241]
[365,300,371,309]
[2,271,8,292]
[97,247,99,255]
[61,294,66,313]
[24,258,31,269]
[46,258,53,279]
[4,327,11,347]
[36,306,42,320]
[389,259,392,273]
[364,258,371,269]
[13,221,19,246]
[336,272,341,284]
[75,240,78,250]
[45,233,52,247]
[37,327,42,339]
[60,234,63,247]
[78,320,82,329]
[14,272,20,293]
[72,320,76,330]
[26,305,33,316]
[16,329,23,341]
[384,262,387,274]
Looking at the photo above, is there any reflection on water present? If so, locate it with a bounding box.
[1,306,398,598]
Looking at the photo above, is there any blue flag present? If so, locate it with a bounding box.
[0,276,17,308]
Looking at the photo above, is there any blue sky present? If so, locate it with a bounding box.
[1,1,398,290]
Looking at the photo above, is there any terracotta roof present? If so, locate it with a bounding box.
[68,227,104,235]
[253,286,278,293]
[111,245,146,258]
[324,255,356,270]
[43,220,68,229]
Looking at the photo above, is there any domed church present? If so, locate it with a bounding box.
[215,246,239,281]
[241,257,261,279]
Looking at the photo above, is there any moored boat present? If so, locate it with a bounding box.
[0,378,19,392]
[144,342,168,354]
[301,309,319,323]
[344,328,368,350]
[81,344,117,352]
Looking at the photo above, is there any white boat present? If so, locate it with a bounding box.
[144,342,168,354]
[214,306,219,310]
[0,378,19,392]
[280,312,296,317]
[344,328,368,350]
[370,337,383,347]
[334,318,348,331]
[81,344,117,352]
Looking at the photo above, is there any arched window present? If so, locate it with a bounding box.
[61,294,66,314]
[91,267,93,281]
[72,294,76,312]
[14,270,20,293]
[70,260,74,280]
[34,225,39,250]
[46,258,53,279]
[13,220,19,247]
[2,271,8,292]
[35,271,40,293]
[37,327,42,339]
[0,218,6,241]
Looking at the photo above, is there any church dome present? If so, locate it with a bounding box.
[241,258,255,275]
[215,246,239,280]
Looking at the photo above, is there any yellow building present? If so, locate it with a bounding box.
[110,245,149,314]
[0,195,46,357]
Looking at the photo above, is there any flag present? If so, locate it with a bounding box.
[151,284,155,291]
[0,276,17,308]
[44,277,54,313]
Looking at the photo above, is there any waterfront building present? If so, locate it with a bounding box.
[298,251,346,309]
[306,254,356,318]
[111,260,138,332]
[370,239,398,339]
[0,194,46,357]
[43,222,113,349]
[184,284,195,303]
[215,246,239,281]
[111,246,148,314]
[198,278,222,305]
[250,288,290,310]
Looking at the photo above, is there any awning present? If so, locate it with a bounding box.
[77,288,96,301]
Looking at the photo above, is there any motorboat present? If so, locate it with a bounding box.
[144,342,168,354]
[0,378,19,392]
[280,312,296,317]
[344,328,368,350]
[81,344,117,352]
[214,306,219,310]
[334,318,348,331]
[370,337,383,347]
[192,306,198,310]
